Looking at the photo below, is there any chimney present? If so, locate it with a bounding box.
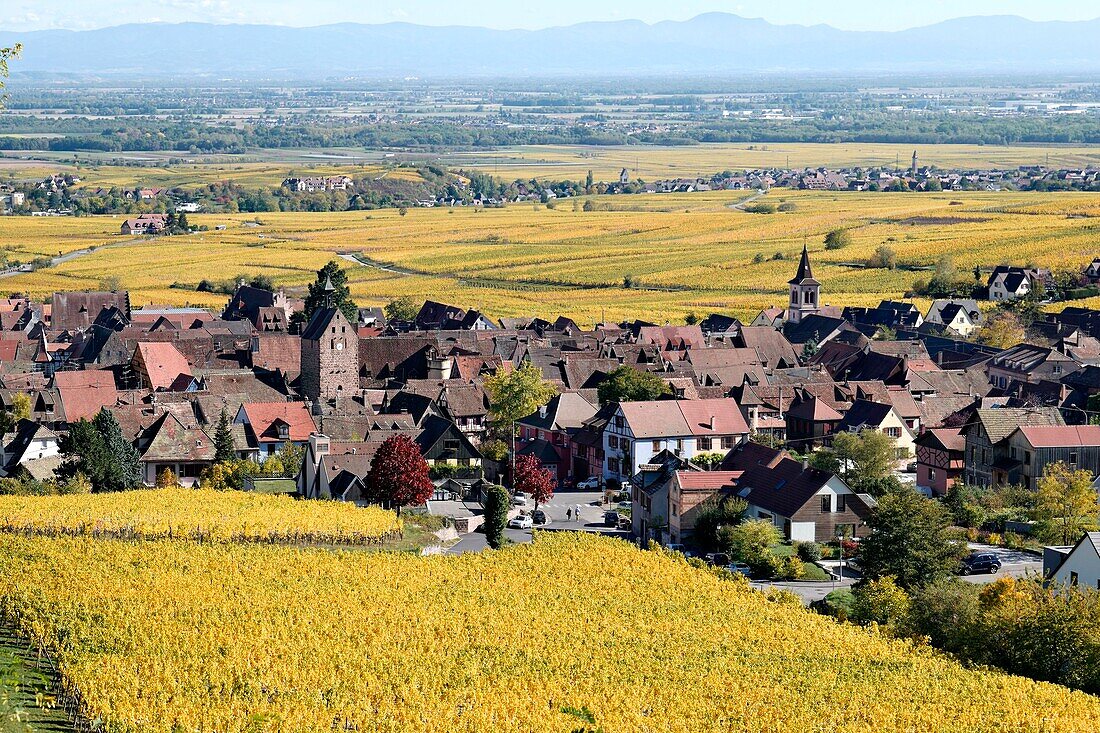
[708,415,716,430]
[802,458,809,471]
[750,406,759,431]
[538,404,548,419]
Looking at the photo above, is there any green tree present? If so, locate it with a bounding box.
[0,44,20,108]
[214,407,235,463]
[484,360,557,480]
[692,497,748,552]
[906,578,981,652]
[722,519,781,574]
[823,228,852,250]
[384,296,419,322]
[302,260,358,323]
[596,366,670,405]
[832,430,899,494]
[1034,461,1099,545]
[57,419,111,491]
[94,408,143,491]
[483,483,510,550]
[860,487,967,590]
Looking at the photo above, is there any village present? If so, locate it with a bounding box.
[0,245,1098,594]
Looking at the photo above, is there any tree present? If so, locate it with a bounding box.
[976,310,1026,349]
[94,409,142,491]
[722,519,781,574]
[1034,461,1099,545]
[384,296,419,322]
[0,44,20,109]
[514,454,554,510]
[597,366,670,405]
[483,483,510,550]
[867,245,897,270]
[906,578,982,652]
[484,361,557,481]
[692,497,748,552]
[214,407,235,463]
[0,392,30,434]
[850,576,911,629]
[859,487,967,590]
[302,260,358,323]
[156,467,180,488]
[801,337,819,360]
[823,228,852,250]
[365,434,434,514]
[832,430,898,494]
[57,419,111,491]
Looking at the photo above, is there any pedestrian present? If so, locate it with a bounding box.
[575,504,582,522]
[566,507,572,521]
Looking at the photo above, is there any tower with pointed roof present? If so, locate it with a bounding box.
[300,275,358,410]
[787,245,821,325]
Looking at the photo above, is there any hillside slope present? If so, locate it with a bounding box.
[1,531,1099,732]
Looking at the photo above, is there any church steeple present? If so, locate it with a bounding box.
[322,275,335,309]
[789,244,819,286]
[787,245,821,325]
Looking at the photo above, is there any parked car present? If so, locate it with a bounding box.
[531,509,548,525]
[663,543,687,554]
[959,552,1001,576]
[508,515,534,530]
[726,562,752,577]
[704,552,731,566]
[577,477,601,490]
[603,511,621,527]
[512,492,529,505]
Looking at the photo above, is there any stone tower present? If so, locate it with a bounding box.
[300,276,359,408]
[787,245,821,325]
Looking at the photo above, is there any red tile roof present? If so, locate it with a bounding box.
[1017,425,1100,448]
[240,402,316,443]
[55,370,119,422]
[676,471,741,490]
[618,398,749,439]
[133,342,192,391]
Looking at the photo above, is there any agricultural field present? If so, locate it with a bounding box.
[442,142,1100,182]
[0,488,401,545]
[6,142,1100,188]
[2,532,1100,732]
[2,188,1099,324]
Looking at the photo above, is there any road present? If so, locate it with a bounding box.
[0,236,149,279]
[447,491,629,554]
[758,543,1044,604]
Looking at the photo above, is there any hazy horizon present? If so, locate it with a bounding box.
[3,0,1099,34]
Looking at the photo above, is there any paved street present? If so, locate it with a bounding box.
[446,491,630,554]
[960,543,1043,585]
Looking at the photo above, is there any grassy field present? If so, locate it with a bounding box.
[2,188,1099,324]
[0,631,70,733]
[2,531,1100,732]
[5,142,1100,188]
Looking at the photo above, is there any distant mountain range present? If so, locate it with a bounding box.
[3,14,1100,78]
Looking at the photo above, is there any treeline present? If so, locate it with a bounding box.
[3,112,1100,154]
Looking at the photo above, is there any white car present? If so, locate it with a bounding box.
[508,515,534,530]
[512,491,529,505]
[576,477,600,490]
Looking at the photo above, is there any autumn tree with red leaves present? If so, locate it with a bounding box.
[366,434,434,514]
[514,454,555,511]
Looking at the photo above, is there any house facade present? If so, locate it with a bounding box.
[914,427,965,496]
[1005,425,1100,490]
[602,398,749,485]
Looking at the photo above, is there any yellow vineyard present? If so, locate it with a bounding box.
[2,188,1099,324]
[0,532,1098,732]
[0,488,401,544]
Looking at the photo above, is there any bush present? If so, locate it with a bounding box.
[483,484,510,550]
[867,245,897,270]
[775,555,805,581]
[850,576,910,628]
[795,541,823,562]
[824,228,852,250]
[777,201,798,212]
[743,202,777,214]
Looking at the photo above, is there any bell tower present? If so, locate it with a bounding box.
[787,245,821,325]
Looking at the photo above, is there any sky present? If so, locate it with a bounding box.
[3,0,1099,32]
